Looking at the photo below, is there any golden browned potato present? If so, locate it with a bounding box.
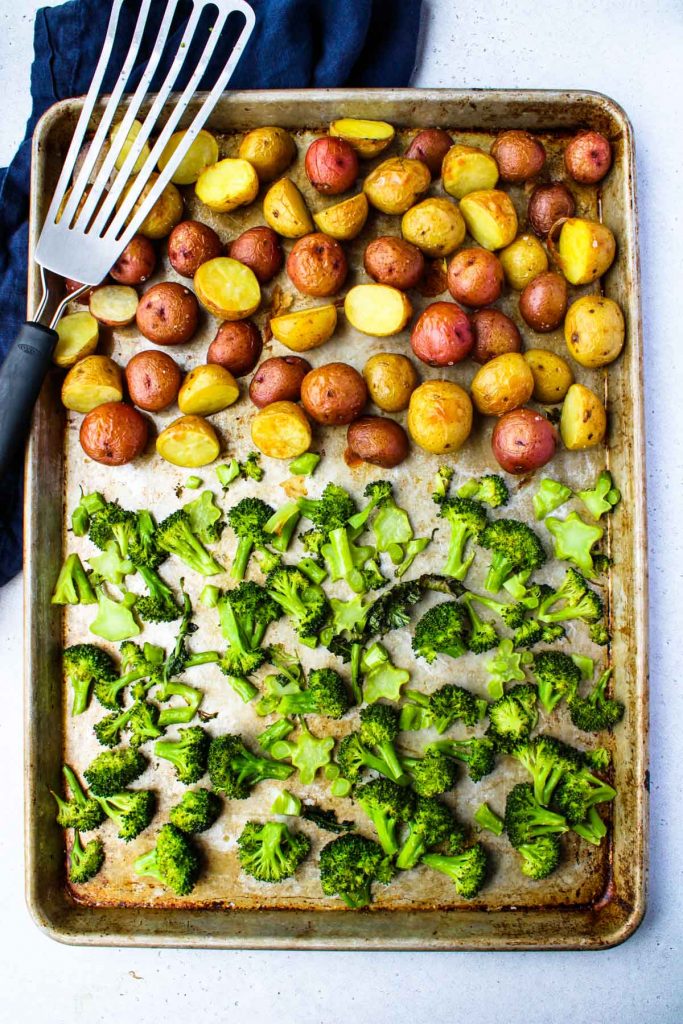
[305,137,359,194]
[207,321,263,376]
[194,257,261,320]
[401,197,466,257]
[110,119,150,173]
[195,157,259,213]
[564,130,612,184]
[471,309,522,364]
[53,312,99,368]
[125,350,181,411]
[301,362,368,425]
[110,235,157,285]
[329,118,395,158]
[344,284,412,337]
[238,126,296,182]
[470,352,535,416]
[407,379,473,454]
[560,383,607,449]
[263,178,314,238]
[519,271,568,333]
[499,233,548,290]
[447,248,504,307]
[363,236,425,290]
[270,305,337,352]
[251,401,312,459]
[492,408,557,473]
[120,173,183,239]
[136,282,199,345]
[363,157,431,215]
[249,356,312,408]
[564,295,625,367]
[80,402,148,465]
[404,129,453,177]
[491,130,546,182]
[178,364,240,416]
[442,143,499,199]
[168,220,222,278]
[459,190,518,251]
[62,355,123,413]
[524,348,574,404]
[89,285,139,327]
[313,193,369,241]
[548,217,616,285]
[156,414,221,467]
[362,352,418,412]
[157,128,219,184]
[347,416,410,468]
[228,226,283,283]
[527,182,576,238]
[286,233,348,297]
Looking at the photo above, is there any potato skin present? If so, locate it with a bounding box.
[347,416,410,468]
[524,348,574,404]
[471,309,522,364]
[491,408,557,474]
[313,193,369,241]
[519,271,568,332]
[363,157,431,215]
[499,233,548,291]
[178,364,239,415]
[401,197,466,258]
[249,356,311,408]
[491,130,546,182]
[62,355,123,413]
[110,235,156,285]
[305,137,359,194]
[404,129,452,177]
[471,352,535,416]
[363,352,418,412]
[126,174,183,239]
[564,295,625,368]
[125,350,181,411]
[207,320,263,377]
[300,362,367,425]
[228,226,283,283]
[560,383,607,449]
[564,130,612,184]
[442,144,499,200]
[527,182,576,238]
[263,178,313,238]
[410,301,473,367]
[251,401,312,459]
[286,233,348,297]
[80,402,148,465]
[136,282,199,345]
[363,236,425,290]
[447,248,504,307]
[168,220,222,278]
[407,380,472,454]
[239,126,296,182]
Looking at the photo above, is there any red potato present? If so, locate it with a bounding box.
[346,416,410,468]
[207,320,263,377]
[564,130,612,184]
[125,350,181,411]
[110,235,157,285]
[228,226,283,283]
[447,248,504,307]
[410,301,473,367]
[168,220,222,278]
[471,309,522,364]
[527,182,576,238]
[519,271,568,333]
[300,362,367,425]
[136,282,199,345]
[286,232,348,297]
[64,278,101,304]
[363,236,425,290]
[491,407,557,474]
[305,137,359,194]
[491,129,546,182]
[249,355,311,408]
[79,402,148,465]
[404,129,453,177]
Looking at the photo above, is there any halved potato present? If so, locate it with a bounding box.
[363,157,431,215]
[270,305,338,352]
[178,365,240,415]
[251,401,313,459]
[459,189,518,250]
[548,217,616,285]
[119,173,183,239]
[344,284,412,337]
[442,144,499,199]
[263,178,313,238]
[194,257,261,320]
[110,119,151,174]
[53,311,99,368]
[313,193,369,240]
[195,157,259,213]
[61,355,123,413]
[560,383,607,449]
[158,128,219,185]
[156,415,221,467]
[401,197,466,257]
[239,126,296,182]
[329,118,395,158]
[89,285,139,327]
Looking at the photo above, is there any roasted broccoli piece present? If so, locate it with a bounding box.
[428,683,488,733]
[270,720,335,785]
[89,584,141,643]
[92,640,163,710]
[347,480,393,532]
[422,843,488,899]
[365,578,425,636]
[63,643,117,716]
[464,590,527,630]
[84,747,147,797]
[134,823,199,895]
[355,778,414,856]
[504,782,569,848]
[155,509,223,576]
[412,601,470,663]
[537,568,604,625]
[474,802,504,836]
[484,638,533,700]
[183,490,224,545]
[128,700,163,747]
[264,501,301,553]
[322,525,374,593]
[428,737,496,782]
[132,564,180,624]
[533,650,582,713]
[207,734,294,798]
[154,726,209,784]
[395,536,432,579]
[400,750,458,797]
[336,733,395,784]
[553,769,615,845]
[512,735,582,806]
[93,704,136,748]
[237,820,311,882]
[216,582,281,701]
[52,553,97,605]
[568,668,624,733]
[127,509,164,570]
[589,621,611,646]
[97,789,155,841]
[277,667,351,719]
[300,803,354,833]
[358,704,405,782]
[577,471,621,520]
[361,643,410,705]
[289,452,320,477]
[319,833,394,908]
[516,834,562,879]
[266,565,330,644]
[432,465,454,505]
[486,683,539,752]
[226,497,275,580]
[88,500,137,557]
[51,765,105,832]
[297,483,357,539]
[88,541,134,585]
[532,479,572,520]
[545,512,604,578]
[480,519,546,593]
[461,595,499,654]
[437,497,488,580]
[457,474,509,508]
[371,493,415,565]
[169,789,221,834]
[70,489,105,536]
[396,796,464,871]
[69,832,104,884]
[154,680,203,727]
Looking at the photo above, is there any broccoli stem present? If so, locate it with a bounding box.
[443,523,474,580]
[328,528,366,593]
[375,741,405,783]
[52,553,97,606]
[223,675,258,703]
[299,558,328,584]
[133,849,161,881]
[350,643,363,704]
[396,831,426,871]
[485,553,515,593]
[231,537,254,580]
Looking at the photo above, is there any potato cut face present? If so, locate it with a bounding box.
[53,311,99,367]
[251,401,312,459]
[178,365,240,415]
[560,383,607,449]
[110,119,151,174]
[460,190,518,250]
[442,144,499,199]
[119,174,184,239]
[263,178,313,237]
[89,285,139,327]
[313,193,369,240]
[158,129,219,185]
[61,355,123,413]
[194,257,261,320]
[270,305,338,351]
[555,219,616,285]
[344,284,412,337]
[329,118,395,157]
[156,415,220,467]
[195,157,259,212]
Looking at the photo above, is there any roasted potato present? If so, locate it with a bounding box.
[301,362,368,425]
[499,233,548,290]
[110,235,157,285]
[120,173,183,239]
[136,282,199,345]
[125,350,181,411]
[459,190,518,250]
[195,157,259,213]
[53,312,99,368]
[564,295,625,367]
[491,130,546,182]
[564,130,612,184]
[524,348,574,404]
[156,414,221,467]
[442,143,499,200]
[313,193,369,241]
[519,271,568,333]
[249,356,312,408]
[470,351,535,416]
[560,383,607,449]
[207,320,263,376]
[286,233,348,297]
[404,129,453,177]
[407,380,473,454]
[305,136,359,194]
[471,309,522,365]
[527,182,576,238]
[263,178,313,238]
[491,408,557,473]
[344,283,412,337]
[64,278,100,304]
[110,119,151,174]
[410,301,473,367]
[62,356,123,413]
[363,236,425,290]
[89,285,139,327]
[270,305,337,352]
[194,257,261,320]
[362,352,418,412]
[238,126,296,182]
[363,157,431,215]
[168,220,222,278]
[347,416,410,468]
[80,402,148,466]
[178,364,240,416]
[401,197,466,258]
[251,401,313,459]
[329,118,395,158]
[547,217,616,286]
[157,128,219,184]
[228,226,283,283]
[447,247,504,307]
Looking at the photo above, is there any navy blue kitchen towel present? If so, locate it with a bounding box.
[0,0,423,586]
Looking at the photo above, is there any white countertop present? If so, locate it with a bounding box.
[1,1,681,1020]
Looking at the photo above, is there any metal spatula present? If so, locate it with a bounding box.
[0,0,254,477]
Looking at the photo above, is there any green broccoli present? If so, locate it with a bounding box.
[504,782,569,848]
[93,640,163,710]
[154,726,209,784]
[400,750,458,797]
[398,690,433,732]
[461,595,499,654]
[395,536,432,579]
[486,683,539,752]
[537,568,603,625]
[89,585,141,643]
[128,701,163,747]
[512,735,581,806]
[97,789,155,841]
[127,509,165,570]
[88,541,134,585]
[154,680,203,728]
[134,564,181,623]
[513,618,564,649]
[533,650,582,713]
[428,737,496,781]
[70,489,102,536]
[553,769,615,845]
[577,471,621,520]
[484,639,533,700]
[266,565,330,645]
[134,823,199,895]
[183,490,224,545]
[412,601,470,663]
[297,483,357,538]
[361,643,410,705]
[372,494,414,565]
[589,621,611,646]
[480,519,546,593]
[216,459,241,489]
[396,796,464,871]
[63,643,117,716]
[568,668,624,732]
[88,500,138,557]
[438,497,488,580]
[422,843,488,899]
[207,734,294,798]
[264,501,301,553]
[516,834,562,879]
[358,704,405,782]
[347,480,393,532]
[155,509,223,576]
[299,557,328,584]
[237,820,311,882]
[270,720,335,785]
[51,765,105,831]
[68,832,104,884]
[545,512,604,577]
[216,582,281,701]
[474,802,504,836]
[457,474,509,508]
[532,479,573,520]
[52,551,102,604]
[464,590,527,630]
[277,667,351,719]
[432,465,454,505]
[227,497,275,580]
[365,578,425,635]
[289,452,321,477]
[355,778,414,856]
[169,789,221,834]
[428,683,488,733]
[84,747,147,797]
[319,833,394,908]
[322,525,374,593]
[93,704,136,748]
[258,718,295,752]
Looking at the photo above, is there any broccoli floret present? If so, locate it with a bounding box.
[512,735,582,806]
[226,497,275,580]
[264,501,301,553]
[266,565,330,644]
[568,668,624,733]
[319,833,394,908]
[298,483,357,538]
[480,519,546,593]
[327,634,364,704]
[412,601,470,663]
[428,737,496,781]
[128,700,163,747]
[97,789,155,841]
[577,471,621,520]
[300,804,354,833]
[154,726,209,784]
[553,769,615,844]
[277,667,351,719]
[365,578,425,636]
[92,641,163,710]
[474,802,504,836]
[322,526,374,593]
[428,683,488,733]
[396,796,463,871]
[183,490,224,545]
[127,510,164,570]
[584,746,611,771]
[504,783,569,848]
[63,643,117,716]
[51,765,105,832]
[68,832,104,884]
[335,733,394,784]
[237,820,311,882]
[532,479,572,520]
[169,789,221,834]
[51,553,97,605]
[422,843,488,899]
[207,734,294,798]
[134,565,181,623]
[516,834,562,879]
[156,509,223,576]
[358,704,405,782]
[216,582,281,701]
[89,585,141,643]
[88,500,137,557]
[512,619,544,649]
[400,750,458,797]
[545,512,604,577]
[93,704,136,748]
[432,466,454,505]
[355,778,414,856]
[465,591,527,630]
[347,480,393,532]
[487,684,539,752]
[537,568,603,625]
[361,643,410,705]
[533,650,582,713]
[461,595,499,654]
[457,474,509,509]
[484,639,533,700]
[589,621,611,646]
[301,528,326,558]
[88,541,134,585]
[438,497,488,580]
[84,747,147,797]
[134,823,199,895]
[270,720,335,784]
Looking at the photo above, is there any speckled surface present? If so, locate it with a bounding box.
[0,0,681,1020]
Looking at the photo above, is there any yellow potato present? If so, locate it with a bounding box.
[263,178,313,238]
[313,193,369,240]
[156,414,221,467]
[500,233,548,290]
[344,284,412,337]
[119,173,183,239]
[270,305,338,352]
[89,285,139,327]
[407,379,473,454]
[178,365,240,416]
[401,197,466,257]
[363,352,418,412]
[564,295,625,367]
[53,311,99,368]
[471,352,535,416]
[238,126,296,182]
[61,355,123,413]
[524,348,574,404]
[157,129,219,185]
[195,157,259,213]
[442,144,499,199]
[329,118,395,158]
[110,119,151,174]
[194,257,261,320]
[363,157,431,215]
[251,401,313,459]
[560,383,607,449]
[549,217,616,285]
[459,189,518,250]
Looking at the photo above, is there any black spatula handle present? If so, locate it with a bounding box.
[0,322,58,477]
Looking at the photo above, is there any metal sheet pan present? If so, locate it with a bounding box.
[23,89,647,949]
